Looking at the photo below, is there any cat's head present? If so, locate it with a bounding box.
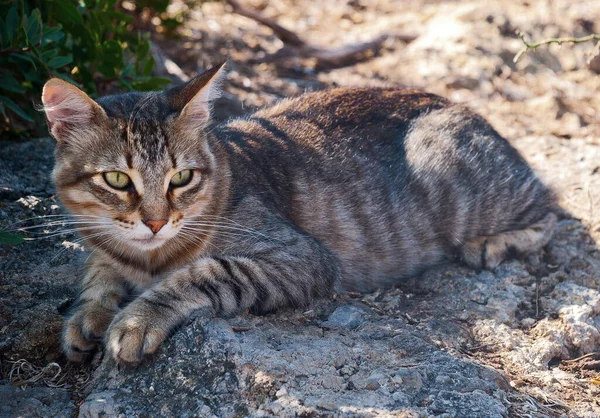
[42,64,230,253]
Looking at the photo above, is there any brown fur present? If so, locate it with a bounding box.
[42,65,556,365]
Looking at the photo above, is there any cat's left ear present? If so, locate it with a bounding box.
[169,62,227,128]
[41,78,108,143]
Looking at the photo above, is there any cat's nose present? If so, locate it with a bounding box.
[143,219,168,234]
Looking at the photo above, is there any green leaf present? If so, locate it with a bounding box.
[42,24,63,37]
[9,52,37,71]
[120,78,133,91]
[42,29,64,44]
[0,231,26,245]
[131,77,171,91]
[0,74,25,93]
[0,95,34,122]
[40,48,58,62]
[26,9,42,44]
[137,39,150,59]
[97,40,123,77]
[0,102,6,119]
[121,64,133,77]
[52,72,79,87]
[23,71,42,84]
[0,18,6,49]
[52,0,84,26]
[6,7,18,45]
[47,55,72,68]
[142,56,154,77]
[21,13,28,43]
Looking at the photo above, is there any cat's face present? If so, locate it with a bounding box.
[42,65,228,253]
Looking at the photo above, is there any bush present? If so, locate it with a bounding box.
[0,0,173,136]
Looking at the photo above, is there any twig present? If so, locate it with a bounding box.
[564,351,600,363]
[225,0,401,68]
[226,0,304,47]
[513,31,600,63]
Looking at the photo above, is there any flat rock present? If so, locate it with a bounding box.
[0,385,75,418]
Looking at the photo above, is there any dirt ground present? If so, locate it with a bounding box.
[1,0,599,416]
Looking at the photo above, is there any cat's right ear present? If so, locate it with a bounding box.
[41,78,107,143]
[168,62,227,130]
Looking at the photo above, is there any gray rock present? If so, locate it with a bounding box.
[0,385,75,418]
[321,305,368,329]
[80,316,246,418]
[428,390,507,417]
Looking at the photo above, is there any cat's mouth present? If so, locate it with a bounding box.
[130,235,169,250]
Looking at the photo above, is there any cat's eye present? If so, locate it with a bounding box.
[103,171,131,190]
[170,170,192,187]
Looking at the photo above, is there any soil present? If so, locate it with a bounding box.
[1,0,599,416]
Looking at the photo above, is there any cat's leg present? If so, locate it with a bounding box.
[105,227,339,365]
[63,258,126,362]
[460,212,557,270]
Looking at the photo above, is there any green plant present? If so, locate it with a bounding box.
[0,0,172,136]
[0,230,26,244]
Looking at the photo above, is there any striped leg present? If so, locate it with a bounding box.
[105,232,339,365]
[63,259,126,362]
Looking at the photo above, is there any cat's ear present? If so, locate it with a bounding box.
[169,62,227,127]
[41,78,107,142]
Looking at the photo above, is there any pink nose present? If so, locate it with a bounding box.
[144,219,168,234]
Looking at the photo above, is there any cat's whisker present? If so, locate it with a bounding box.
[185,215,276,237]
[183,222,276,242]
[175,230,212,255]
[7,213,109,226]
[23,227,111,240]
[179,228,239,247]
[15,222,110,232]
[50,231,115,261]
[84,234,120,264]
[179,226,244,244]
[180,226,254,241]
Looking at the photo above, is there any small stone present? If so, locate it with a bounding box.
[587,53,600,74]
[322,305,367,329]
[275,386,288,398]
[521,317,536,327]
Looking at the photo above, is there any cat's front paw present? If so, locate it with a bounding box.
[63,303,117,362]
[105,300,174,366]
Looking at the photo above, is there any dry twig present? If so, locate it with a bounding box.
[513,31,600,63]
[225,0,411,67]
[9,359,64,388]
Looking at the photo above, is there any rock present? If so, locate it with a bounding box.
[321,305,368,329]
[80,317,245,418]
[0,385,75,418]
[428,390,507,417]
[588,53,600,74]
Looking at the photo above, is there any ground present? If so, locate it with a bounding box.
[1,0,599,417]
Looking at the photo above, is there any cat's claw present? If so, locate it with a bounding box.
[105,304,170,366]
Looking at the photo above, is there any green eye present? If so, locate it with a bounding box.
[103,171,131,190]
[170,169,192,187]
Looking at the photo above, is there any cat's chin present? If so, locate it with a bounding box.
[129,236,169,251]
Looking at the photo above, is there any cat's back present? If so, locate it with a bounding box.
[224,88,448,150]
[252,87,448,124]
[217,87,553,291]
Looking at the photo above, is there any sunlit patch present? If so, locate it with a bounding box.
[61,241,86,252]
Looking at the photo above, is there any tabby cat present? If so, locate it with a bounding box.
[41,63,556,365]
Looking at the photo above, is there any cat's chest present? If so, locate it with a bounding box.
[110,258,174,290]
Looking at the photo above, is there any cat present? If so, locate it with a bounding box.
[41,63,557,366]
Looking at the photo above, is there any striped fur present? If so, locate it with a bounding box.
[43,65,556,365]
